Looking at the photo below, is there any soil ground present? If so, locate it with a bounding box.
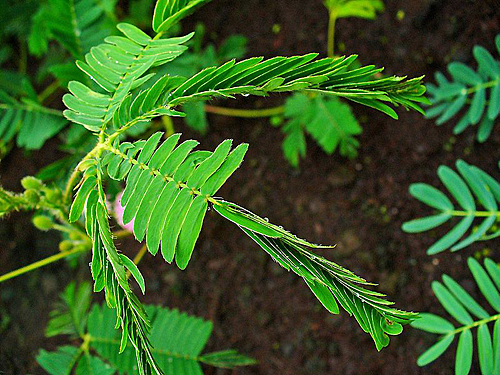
[1,0,500,374]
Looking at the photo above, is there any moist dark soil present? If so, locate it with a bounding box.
[2,1,500,374]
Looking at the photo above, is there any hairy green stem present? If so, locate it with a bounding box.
[204,104,285,118]
[0,247,86,283]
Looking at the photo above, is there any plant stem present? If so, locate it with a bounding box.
[204,104,285,118]
[38,81,61,104]
[114,229,133,239]
[0,247,86,283]
[327,11,338,58]
[447,210,500,217]
[133,244,148,265]
[466,79,500,95]
[446,313,500,336]
[63,143,102,203]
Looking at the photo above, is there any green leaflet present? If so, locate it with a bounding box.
[153,0,213,33]
[417,335,454,367]
[403,160,500,253]
[427,34,500,142]
[69,176,97,222]
[119,254,146,294]
[176,195,208,270]
[456,329,473,375]
[213,202,284,238]
[413,258,500,374]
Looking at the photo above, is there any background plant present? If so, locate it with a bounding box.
[36,282,255,375]
[412,257,500,375]
[402,159,500,254]
[426,34,500,143]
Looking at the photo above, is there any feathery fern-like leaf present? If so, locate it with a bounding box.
[402,160,500,254]
[0,88,67,150]
[426,34,500,142]
[213,200,415,351]
[29,0,117,58]
[86,303,255,374]
[62,26,193,132]
[280,93,361,166]
[98,132,247,269]
[412,257,500,375]
[63,2,428,371]
[164,54,427,117]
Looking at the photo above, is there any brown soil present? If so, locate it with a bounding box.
[1,0,500,374]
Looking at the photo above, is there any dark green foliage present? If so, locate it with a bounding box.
[279,93,361,167]
[0,73,68,151]
[29,0,118,58]
[45,281,92,337]
[37,282,255,375]
[412,258,500,375]
[402,160,500,254]
[426,35,500,142]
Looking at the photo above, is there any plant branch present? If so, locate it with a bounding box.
[327,11,338,58]
[38,81,62,104]
[446,210,500,217]
[204,104,285,118]
[445,313,500,337]
[0,247,87,283]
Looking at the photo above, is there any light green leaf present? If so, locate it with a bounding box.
[468,258,500,312]
[411,313,455,334]
[417,335,454,367]
[119,254,145,294]
[402,213,451,233]
[455,329,473,375]
[438,166,475,211]
[478,324,494,375]
[408,183,454,211]
[432,281,473,325]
